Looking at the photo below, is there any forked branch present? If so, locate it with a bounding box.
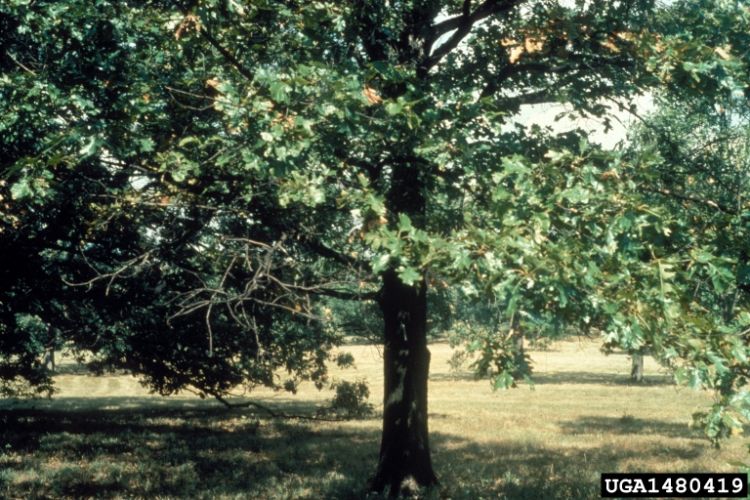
[423,0,522,70]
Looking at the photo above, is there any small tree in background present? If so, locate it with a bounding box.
[613,84,750,435]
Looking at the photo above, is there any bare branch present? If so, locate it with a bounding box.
[298,235,369,271]
[63,250,155,296]
[205,255,238,356]
[8,52,36,75]
[211,392,359,422]
[310,287,379,302]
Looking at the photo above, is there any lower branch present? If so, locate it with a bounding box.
[210,392,360,422]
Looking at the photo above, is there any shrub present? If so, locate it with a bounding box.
[323,379,373,418]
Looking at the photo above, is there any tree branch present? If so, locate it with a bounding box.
[311,287,379,302]
[7,52,37,75]
[480,61,571,98]
[423,0,521,70]
[298,235,370,271]
[479,49,633,101]
[499,89,558,108]
[211,392,364,422]
[201,27,254,81]
[642,187,737,215]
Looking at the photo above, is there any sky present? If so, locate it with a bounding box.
[514,94,655,149]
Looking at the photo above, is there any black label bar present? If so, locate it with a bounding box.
[601,473,748,498]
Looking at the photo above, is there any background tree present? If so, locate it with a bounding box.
[608,86,750,436]
[593,0,750,431]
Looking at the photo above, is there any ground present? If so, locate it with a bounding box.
[1,339,747,499]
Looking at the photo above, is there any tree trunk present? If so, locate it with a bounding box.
[513,331,524,354]
[44,347,55,372]
[631,352,644,383]
[370,269,437,496]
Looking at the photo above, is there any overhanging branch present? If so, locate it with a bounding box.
[423,0,522,70]
[480,61,571,98]
[312,287,379,302]
[643,187,737,215]
[298,235,370,272]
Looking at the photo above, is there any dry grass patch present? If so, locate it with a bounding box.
[0,338,747,499]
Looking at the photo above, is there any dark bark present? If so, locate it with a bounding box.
[370,269,437,496]
[631,352,644,383]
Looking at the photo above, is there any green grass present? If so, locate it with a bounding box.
[1,339,748,499]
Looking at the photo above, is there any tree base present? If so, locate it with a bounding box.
[369,472,438,498]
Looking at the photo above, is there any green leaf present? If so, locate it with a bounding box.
[385,101,403,116]
[79,137,99,157]
[372,254,390,273]
[138,138,155,153]
[260,131,274,142]
[492,372,514,390]
[269,81,290,103]
[171,169,187,182]
[398,214,412,233]
[10,178,32,200]
[398,266,420,286]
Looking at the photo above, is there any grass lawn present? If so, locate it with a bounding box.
[1,339,747,499]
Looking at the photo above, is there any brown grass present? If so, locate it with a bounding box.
[1,338,747,499]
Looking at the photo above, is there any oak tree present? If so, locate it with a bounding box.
[2,0,749,495]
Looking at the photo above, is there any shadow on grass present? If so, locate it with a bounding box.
[530,371,673,386]
[558,415,703,440]
[0,397,708,499]
[430,370,673,386]
[430,434,704,500]
[428,371,480,382]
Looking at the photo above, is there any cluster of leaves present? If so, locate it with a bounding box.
[437,1,750,437]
